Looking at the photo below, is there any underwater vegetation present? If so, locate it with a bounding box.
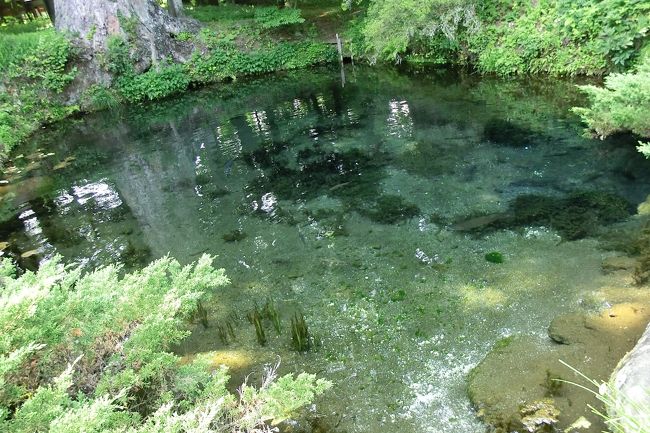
[217,321,236,345]
[291,312,311,352]
[485,251,504,264]
[468,191,631,240]
[247,305,267,346]
[195,300,209,329]
[362,194,421,224]
[245,300,284,346]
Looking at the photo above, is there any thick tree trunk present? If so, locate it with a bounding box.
[42,0,54,22]
[52,0,195,72]
[168,0,184,18]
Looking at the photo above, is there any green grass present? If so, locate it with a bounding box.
[185,4,255,22]
[0,28,56,71]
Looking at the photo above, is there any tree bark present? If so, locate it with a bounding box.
[168,0,184,18]
[42,0,54,22]
[52,0,196,72]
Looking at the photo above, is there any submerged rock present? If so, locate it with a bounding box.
[467,304,650,433]
[462,190,632,241]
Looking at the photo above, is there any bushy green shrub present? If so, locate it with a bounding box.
[0,255,331,432]
[186,4,255,22]
[0,29,76,156]
[104,35,134,76]
[186,41,336,83]
[117,64,191,103]
[254,7,305,30]
[573,55,650,140]
[351,0,648,74]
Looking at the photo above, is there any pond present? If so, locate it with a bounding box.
[2,65,650,432]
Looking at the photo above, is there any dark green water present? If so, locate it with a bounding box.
[1,66,649,432]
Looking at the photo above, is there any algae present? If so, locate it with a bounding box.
[485,251,504,264]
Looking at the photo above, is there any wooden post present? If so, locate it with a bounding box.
[335,33,344,65]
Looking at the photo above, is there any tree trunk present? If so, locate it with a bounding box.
[42,0,54,22]
[52,0,196,72]
[168,0,184,18]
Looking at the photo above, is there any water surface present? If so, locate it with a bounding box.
[2,66,649,432]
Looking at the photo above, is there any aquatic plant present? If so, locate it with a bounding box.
[543,369,563,397]
[263,299,282,334]
[195,300,209,329]
[248,305,267,346]
[484,251,504,264]
[390,289,407,302]
[246,147,386,208]
[364,194,421,224]
[290,312,311,352]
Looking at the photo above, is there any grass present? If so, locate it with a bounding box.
[0,28,55,71]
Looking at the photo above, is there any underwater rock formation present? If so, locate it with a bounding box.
[467,304,650,433]
[458,190,631,240]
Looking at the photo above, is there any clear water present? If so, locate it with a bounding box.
[2,65,650,432]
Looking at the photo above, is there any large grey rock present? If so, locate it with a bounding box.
[608,322,650,432]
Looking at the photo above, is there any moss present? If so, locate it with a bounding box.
[364,194,420,224]
[492,335,515,352]
[485,251,504,264]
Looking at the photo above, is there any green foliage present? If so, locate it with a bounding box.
[361,0,479,61]
[559,361,650,433]
[254,7,305,30]
[82,85,121,111]
[573,55,650,140]
[118,64,191,103]
[0,28,76,156]
[186,4,255,23]
[186,41,336,84]
[470,0,648,75]
[104,35,134,76]
[352,0,648,74]
[0,256,330,432]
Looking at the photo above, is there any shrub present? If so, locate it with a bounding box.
[117,64,191,103]
[254,7,305,30]
[0,29,76,156]
[0,255,331,432]
[573,55,650,139]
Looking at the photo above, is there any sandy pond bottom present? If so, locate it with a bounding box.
[2,66,650,432]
